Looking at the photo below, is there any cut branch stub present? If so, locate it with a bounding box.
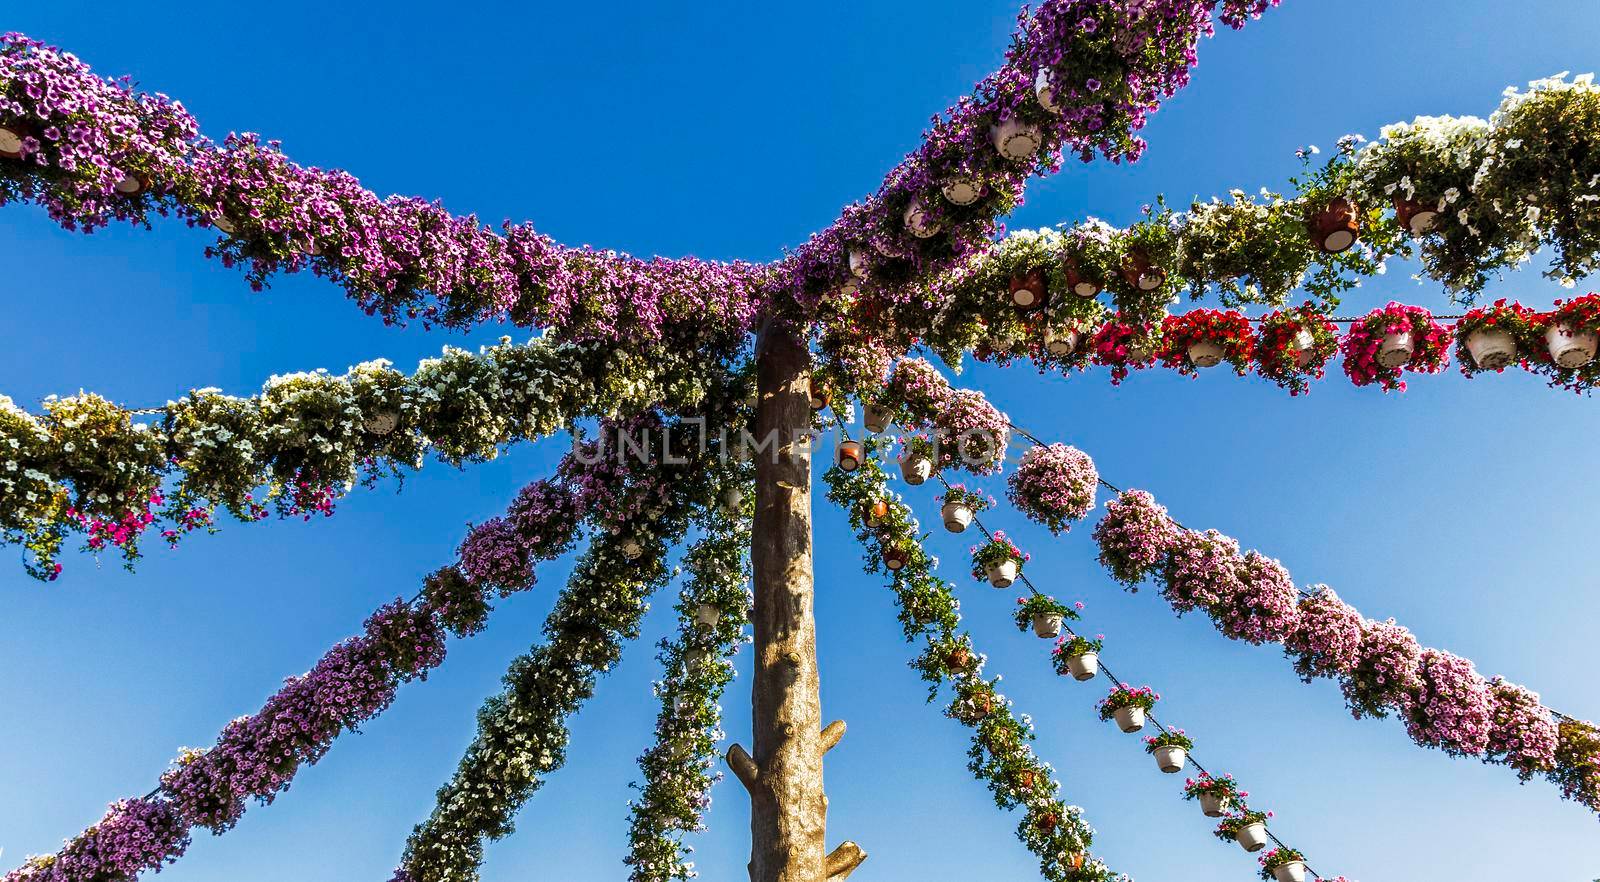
[824,841,867,880]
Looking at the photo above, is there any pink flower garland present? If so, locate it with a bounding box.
[1405,649,1495,758]
[1092,489,1179,588]
[1285,587,1364,681]
[1006,443,1098,534]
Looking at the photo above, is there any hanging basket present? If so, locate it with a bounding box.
[900,454,933,486]
[1112,706,1146,733]
[1235,822,1270,853]
[1288,327,1318,368]
[863,403,891,435]
[1376,329,1415,368]
[1034,68,1061,114]
[1465,327,1518,371]
[721,485,745,514]
[991,118,1043,163]
[212,214,239,235]
[836,440,865,472]
[1044,328,1080,357]
[941,176,982,206]
[1393,196,1439,235]
[362,410,400,436]
[985,558,1018,589]
[1031,613,1063,639]
[848,248,870,280]
[695,603,720,628]
[114,172,150,196]
[1063,651,1098,681]
[620,537,644,560]
[1197,792,1230,818]
[1119,250,1166,292]
[808,378,830,410]
[1545,322,1598,369]
[1309,198,1360,253]
[1186,340,1225,369]
[1151,745,1188,774]
[883,546,910,571]
[1009,269,1049,310]
[903,198,942,238]
[941,501,973,533]
[1271,861,1308,882]
[945,645,973,672]
[862,498,890,528]
[0,121,31,159]
[1064,262,1102,298]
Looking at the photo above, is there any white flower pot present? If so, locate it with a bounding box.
[1187,340,1225,369]
[1152,745,1188,774]
[1135,272,1162,292]
[1466,327,1517,371]
[212,215,238,234]
[1271,861,1308,882]
[1112,706,1146,733]
[114,174,145,195]
[864,404,891,435]
[837,440,865,472]
[1290,328,1317,368]
[1064,652,1098,681]
[1031,613,1063,639]
[991,119,1043,163]
[1546,322,1598,369]
[985,558,1018,589]
[1376,330,1415,368]
[620,538,643,560]
[901,455,932,485]
[941,177,982,206]
[1235,822,1269,853]
[903,199,942,238]
[941,502,973,533]
[363,410,399,436]
[1045,329,1080,357]
[848,248,869,279]
[695,603,720,628]
[685,647,709,667]
[1197,792,1230,818]
[1128,342,1154,363]
[0,125,24,156]
[1034,69,1061,114]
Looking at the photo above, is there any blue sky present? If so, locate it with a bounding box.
[4,1,1599,880]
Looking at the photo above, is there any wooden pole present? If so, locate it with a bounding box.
[726,323,864,882]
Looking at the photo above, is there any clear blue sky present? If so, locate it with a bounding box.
[4,2,1598,879]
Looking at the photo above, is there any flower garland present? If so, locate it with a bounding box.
[823,446,1120,882]
[623,476,753,882]
[0,335,725,580]
[1091,487,1600,817]
[1006,443,1098,535]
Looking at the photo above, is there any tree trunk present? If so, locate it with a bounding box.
[727,324,863,882]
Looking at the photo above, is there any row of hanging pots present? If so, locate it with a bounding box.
[1465,323,1600,370]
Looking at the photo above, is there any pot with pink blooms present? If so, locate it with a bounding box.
[970,532,1027,589]
[1214,809,1273,853]
[1013,593,1076,639]
[936,484,992,534]
[1097,684,1158,734]
[1183,772,1243,818]
[1532,294,1600,390]
[1453,300,1538,376]
[1259,846,1308,882]
[1144,729,1193,773]
[1340,302,1451,391]
[1052,634,1102,681]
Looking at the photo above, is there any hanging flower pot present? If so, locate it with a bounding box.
[0,121,30,159]
[685,646,710,667]
[986,557,1018,589]
[1034,68,1061,114]
[883,545,910,571]
[1235,821,1270,853]
[363,410,400,436]
[862,498,890,528]
[1271,860,1308,882]
[1393,196,1439,235]
[848,248,870,280]
[900,453,933,486]
[1119,250,1165,292]
[1008,269,1048,310]
[808,378,830,410]
[941,501,973,533]
[114,173,150,196]
[695,603,720,628]
[1034,811,1058,835]
[1063,651,1098,681]
[1112,706,1146,733]
[836,440,865,472]
[1376,329,1415,368]
[1064,262,1102,298]
[212,214,239,235]
[620,537,644,560]
[1186,340,1225,369]
[1289,327,1318,368]
[1545,322,1598,369]
[903,198,942,238]
[1197,792,1231,818]
[1016,769,1037,791]
[1044,328,1080,357]
[1465,327,1518,371]
[991,118,1043,163]
[721,485,744,514]
[1031,612,1063,639]
[1151,744,1188,774]
[945,645,972,672]
[863,403,891,435]
[941,176,982,206]
[1309,198,1360,253]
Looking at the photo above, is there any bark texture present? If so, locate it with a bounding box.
[729,325,863,882]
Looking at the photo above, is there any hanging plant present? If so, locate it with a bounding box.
[899,434,938,485]
[1158,309,1254,376]
[1051,634,1103,681]
[969,531,1027,589]
[1182,772,1243,818]
[1252,305,1339,395]
[1214,808,1273,853]
[1012,594,1077,639]
[1058,219,1120,299]
[1339,302,1451,391]
[1143,729,1193,773]
[1090,314,1163,385]
[1259,846,1309,882]
[935,483,992,534]
[1108,203,1181,317]
[933,388,1010,475]
[1531,294,1600,390]
[1178,191,1314,308]
[1452,300,1540,376]
[1092,489,1179,589]
[1096,684,1158,733]
[1291,138,1405,307]
[1006,443,1098,535]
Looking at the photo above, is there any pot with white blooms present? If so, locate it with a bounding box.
[970,532,1027,589]
[1013,593,1074,639]
[1052,634,1102,681]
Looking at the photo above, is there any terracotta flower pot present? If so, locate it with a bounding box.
[1289,327,1318,368]
[883,546,909,571]
[863,499,889,527]
[1152,745,1188,774]
[901,454,933,485]
[903,198,942,239]
[968,692,994,722]
[1045,328,1080,357]
[1064,262,1102,298]
[1187,340,1225,369]
[695,603,720,628]
[1197,791,1231,818]
[1271,861,1308,882]
[863,404,891,434]
[1376,329,1415,368]
[941,176,982,206]
[946,646,972,672]
[941,501,973,533]
[1035,812,1059,834]
[1031,613,1063,639]
[1309,198,1360,253]
[1465,327,1518,371]
[1034,68,1061,114]
[1545,322,1598,369]
[0,121,31,159]
[1112,706,1146,733]
[808,378,830,410]
[986,558,1018,589]
[1119,250,1165,292]
[1009,269,1049,310]
[1235,822,1270,853]
[991,118,1043,163]
[362,410,400,436]
[1063,652,1098,681]
[836,440,865,472]
[1394,195,1440,235]
[1017,769,1036,791]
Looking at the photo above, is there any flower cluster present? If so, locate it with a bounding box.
[1159,308,1255,376]
[1091,489,1179,588]
[1339,302,1451,391]
[1252,305,1339,395]
[882,358,1009,473]
[1007,443,1098,535]
[1452,299,1541,376]
[1090,315,1163,385]
[1096,684,1159,721]
[970,531,1029,582]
